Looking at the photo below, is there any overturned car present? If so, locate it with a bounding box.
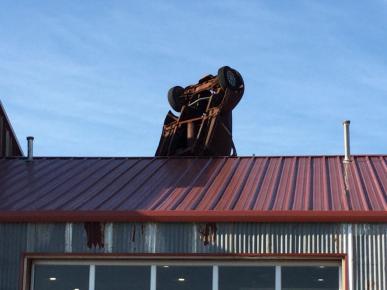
[155,66,244,157]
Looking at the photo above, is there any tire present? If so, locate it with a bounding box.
[218,66,242,90]
[234,70,244,89]
[168,86,185,112]
[218,67,244,111]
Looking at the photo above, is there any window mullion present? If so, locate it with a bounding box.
[150,265,156,290]
[212,265,219,290]
[89,264,95,290]
[275,265,281,290]
[30,264,35,290]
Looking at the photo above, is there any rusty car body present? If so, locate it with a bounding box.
[156,66,244,157]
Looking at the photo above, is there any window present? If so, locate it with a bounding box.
[33,265,89,290]
[95,266,150,290]
[282,266,339,290]
[219,266,275,290]
[30,261,341,290]
[157,266,212,290]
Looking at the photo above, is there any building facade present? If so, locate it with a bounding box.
[0,156,386,290]
[0,222,386,290]
[0,103,386,290]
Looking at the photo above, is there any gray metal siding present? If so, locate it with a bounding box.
[353,224,387,290]
[0,223,66,290]
[26,223,65,252]
[0,222,386,290]
[0,223,27,290]
[204,223,348,254]
[113,223,154,253]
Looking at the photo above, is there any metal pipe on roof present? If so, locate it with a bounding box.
[27,136,34,161]
[343,120,351,163]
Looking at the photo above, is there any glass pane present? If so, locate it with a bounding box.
[157,266,212,290]
[95,265,150,290]
[219,266,275,290]
[33,265,89,290]
[282,266,339,290]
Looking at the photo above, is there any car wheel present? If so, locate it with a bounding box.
[168,86,185,112]
[218,66,242,90]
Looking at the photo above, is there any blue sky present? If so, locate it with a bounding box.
[1,1,386,156]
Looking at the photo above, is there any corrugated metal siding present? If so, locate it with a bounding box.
[0,224,65,290]
[113,223,156,253]
[0,222,386,290]
[155,223,198,253]
[26,223,65,252]
[0,223,27,290]
[353,224,387,290]
[207,223,348,254]
[0,156,385,222]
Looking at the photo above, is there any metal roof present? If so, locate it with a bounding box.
[0,155,386,222]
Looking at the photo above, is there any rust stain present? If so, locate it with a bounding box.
[130,223,136,242]
[84,222,104,248]
[130,224,146,242]
[199,223,217,246]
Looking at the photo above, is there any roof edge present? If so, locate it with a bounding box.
[0,210,386,223]
[1,154,386,160]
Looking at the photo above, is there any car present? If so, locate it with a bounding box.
[156,66,244,157]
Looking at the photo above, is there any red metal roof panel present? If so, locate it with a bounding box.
[0,156,386,222]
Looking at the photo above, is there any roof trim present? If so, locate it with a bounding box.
[2,154,387,160]
[0,210,386,223]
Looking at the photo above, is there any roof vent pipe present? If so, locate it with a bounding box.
[343,120,351,163]
[27,136,34,161]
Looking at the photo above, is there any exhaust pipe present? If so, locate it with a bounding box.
[343,120,351,163]
[27,136,34,161]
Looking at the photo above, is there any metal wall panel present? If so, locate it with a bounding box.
[0,222,386,290]
[0,223,27,290]
[353,224,387,290]
[154,223,197,253]
[189,223,348,254]
[26,223,65,252]
[113,223,155,253]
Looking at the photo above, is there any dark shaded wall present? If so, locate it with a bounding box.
[0,102,23,157]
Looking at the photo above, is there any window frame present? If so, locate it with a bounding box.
[23,254,346,290]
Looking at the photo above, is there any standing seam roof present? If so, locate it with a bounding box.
[0,155,386,222]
